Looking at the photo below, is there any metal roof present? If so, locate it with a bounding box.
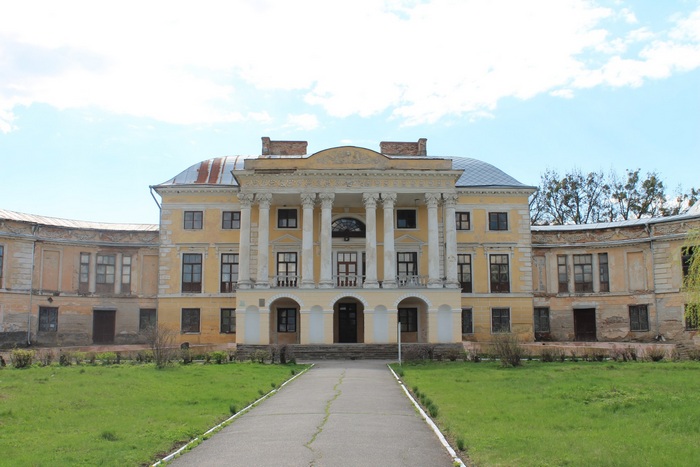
[450,156,531,188]
[531,209,700,232]
[0,209,158,232]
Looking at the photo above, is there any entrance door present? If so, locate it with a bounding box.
[338,303,357,343]
[337,252,358,287]
[93,310,116,344]
[574,308,596,341]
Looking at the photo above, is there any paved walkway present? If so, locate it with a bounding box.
[168,360,457,467]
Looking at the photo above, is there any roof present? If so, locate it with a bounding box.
[531,209,700,232]
[0,209,158,232]
[155,154,531,189]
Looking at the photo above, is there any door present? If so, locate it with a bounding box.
[574,308,596,341]
[337,252,358,287]
[93,310,116,344]
[338,303,357,343]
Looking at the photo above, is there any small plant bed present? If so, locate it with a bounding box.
[0,361,306,465]
[392,360,700,466]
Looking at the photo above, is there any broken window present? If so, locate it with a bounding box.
[534,307,550,333]
[39,306,58,332]
[96,254,116,293]
[629,305,649,332]
[139,309,156,331]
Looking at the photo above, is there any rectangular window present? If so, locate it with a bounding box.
[121,255,131,293]
[220,253,239,293]
[276,252,298,287]
[79,252,90,283]
[457,254,472,293]
[489,254,510,293]
[221,308,236,333]
[182,253,202,293]
[488,212,508,231]
[397,252,418,285]
[686,304,699,330]
[557,255,568,293]
[184,211,203,230]
[398,307,418,332]
[461,308,473,334]
[277,208,298,228]
[139,309,157,331]
[222,211,241,229]
[597,252,610,292]
[573,254,593,292]
[277,308,297,332]
[682,246,695,278]
[629,305,649,332]
[455,212,471,231]
[534,307,550,333]
[491,308,510,333]
[181,308,200,333]
[396,209,417,229]
[96,254,116,293]
[38,306,58,332]
[0,245,4,288]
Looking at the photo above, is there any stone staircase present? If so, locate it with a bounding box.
[236,343,464,361]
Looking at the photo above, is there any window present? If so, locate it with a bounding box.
[277,208,298,228]
[0,245,4,288]
[38,306,58,332]
[139,309,157,331]
[682,246,695,278]
[397,252,418,284]
[488,212,508,231]
[181,308,200,333]
[398,308,418,332]
[455,212,470,231]
[182,254,202,293]
[221,308,236,333]
[222,211,241,229]
[220,253,239,293]
[573,254,593,292]
[79,253,90,291]
[462,308,473,334]
[331,218,366,238]
[396,209,417,229]
[277,308,296,332]
[121,256,131,293]
[557,255,568,293]
[492,308,510,333]
[534,307,550,333]
[686,304,699,330]
[96,254,116,292]
[276,252,298,287]
[184,211,203,230]
[457,254,472,293]
[599,253,610,292]
[489,254,510,293]
[629,305,649,332]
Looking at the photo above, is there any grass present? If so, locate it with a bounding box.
[393,360,700,467]
[0,362,305,466]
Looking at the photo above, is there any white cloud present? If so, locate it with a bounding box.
[285,113,319,131]
[550,89,575,99]
[1,0,699,130]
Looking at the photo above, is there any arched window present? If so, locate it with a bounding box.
[331,218,366,238]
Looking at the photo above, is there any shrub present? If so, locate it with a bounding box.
[97,352,117,365]
[136,350,153,363]
[492,333,524,367]
[445,348,463,362]
[59,352,71,366]
[540,348,556,362]
[250,349,271,364]
[591,349,607,362]
[227,350,237,362]
[210,351,227,364]
[569,350,579,362]
[180,348,193,364]
[428,403,439,418]
[11,348,35,368]
[229,404,237,415]
[457,437,466,451]
[141,324,178,369]
[87,352,96,364]
[687,348,700,361]
[644,346,666,362]
[72,351,86,365]
[37,349,55,366]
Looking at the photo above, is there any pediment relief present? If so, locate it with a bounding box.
[395,234,425,245]
[270,234,302,245]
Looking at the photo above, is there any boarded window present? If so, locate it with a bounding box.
[627,251,646,292]
[534,307,550,333]
[41,250,60,292]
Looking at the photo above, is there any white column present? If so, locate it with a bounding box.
[237,192,254,289]
[425,192,442,288]
[443,193,460,288]
[381,193,397,288]
[319,193,335,288]
[255,193,272,288]
[363,193,380,288]
[301,193,316,288]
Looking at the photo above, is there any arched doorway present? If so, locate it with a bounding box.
[333,298,365,343]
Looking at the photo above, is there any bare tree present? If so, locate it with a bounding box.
[141,324,178,368]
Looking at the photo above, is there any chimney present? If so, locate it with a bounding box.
[379,138,427,156]
[261,137,307,156]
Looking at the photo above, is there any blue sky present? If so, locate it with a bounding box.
[1,0,698,225]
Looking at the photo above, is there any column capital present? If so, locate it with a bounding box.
[301,192,317,208]
[425,192,441,207]
[362,192,380,208]
[442,193,459,207]
[256,192,272,207]
[238,192,255,207]
[381,192,397,206]
[319,192,335,208]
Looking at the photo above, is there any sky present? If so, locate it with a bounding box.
[1,0,698,225]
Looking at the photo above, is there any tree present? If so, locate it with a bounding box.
[683,230,700,329]
[610,169,667,220]
[141,324,178,368]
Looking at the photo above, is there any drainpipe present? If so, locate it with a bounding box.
[647,223,661,339]
[27,224,39,345]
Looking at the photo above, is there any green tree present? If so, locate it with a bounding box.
[683,230,700,328]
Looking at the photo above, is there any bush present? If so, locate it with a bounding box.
[250,349,271,364]
[687,348,700,361]
[141,324,178,369]
[492,333,524,367]
[210,351,228,364]
[591,349,607,362]
[97,352,117,365]
[540,348,556,362]
[457,437,466,451]
[37,349,55,366]
[445,348,463,361]
[644,346,666,362]
[59,352,71,366]
[227,350,237,362]
[11,348,35,368]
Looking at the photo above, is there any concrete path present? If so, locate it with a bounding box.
[168,360,457,467]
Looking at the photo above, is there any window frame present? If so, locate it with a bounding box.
[277,208,298,229]
[598,252,610,293]
[398,307,418,332]
[277,308,297,333]
[184,210,203,230]
[38,306,58,332]
[461,308,473,334]
[139,309,157,332]
[182,253,203,293]
[489,254,510,293]
[221,308,236,333]
[557,255,568,293]
[629,304,650,332]
[534,307,550,333]
[222,211,241,230]
[121,255,131,293]
[396,209,417,229]
[457,253,472,293]
[573,254,593,293]
[455,212,471,231]
[0,244,4,288]
[397,252,418,281]
[491,307,511,333]
[220,253,239,293]
[488,212,508,231]
[276,252,298,287]
[181,308,201,333]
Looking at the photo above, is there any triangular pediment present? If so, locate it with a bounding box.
[395,234,425,245]
[271,234,302,245]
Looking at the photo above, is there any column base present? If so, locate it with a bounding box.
[427,279,443,289]
[444,281,461,289]
[363,280,380,289]
[237,280,253,289]
[382,280,397,289]
[255,282,270,289]
[301,281,316,289]
[318,280,334,289]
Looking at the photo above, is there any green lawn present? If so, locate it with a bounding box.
[394,361,700,467]
[0,362,305,466]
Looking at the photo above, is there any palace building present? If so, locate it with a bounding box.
[1,138,698,349]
